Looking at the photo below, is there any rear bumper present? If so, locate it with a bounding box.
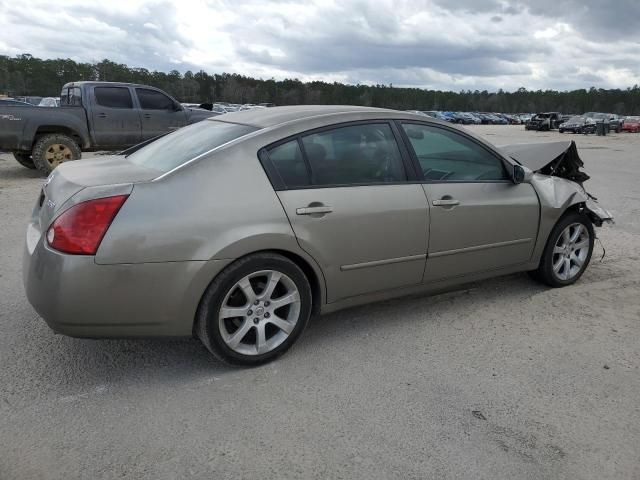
[23,223,232,337]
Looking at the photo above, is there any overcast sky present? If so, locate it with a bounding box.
[1,0,638,91]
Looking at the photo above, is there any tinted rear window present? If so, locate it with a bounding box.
[60,87,82,106]
[268,140,310,187]
[126,120,258,172]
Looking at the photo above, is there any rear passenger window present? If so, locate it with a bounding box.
[94,87,133,109]
[301,123,406,186]
[136,88,175,110]
[60,87,82,107]
[268,140,310,187]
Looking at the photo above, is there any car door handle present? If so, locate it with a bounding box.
[432,198,460,206]
[296,206,333,215]
[97,113,107,118]
[143,114,152,119]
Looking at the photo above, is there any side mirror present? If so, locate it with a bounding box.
[512,164,525,184]
[173,102,183,112]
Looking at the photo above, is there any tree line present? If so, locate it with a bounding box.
[2,54,639,114]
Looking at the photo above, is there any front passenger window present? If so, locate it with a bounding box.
[401,124,508,181]
[136,88,175,110]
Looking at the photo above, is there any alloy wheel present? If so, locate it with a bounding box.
[218,270,301,355]
[552,223,590,281]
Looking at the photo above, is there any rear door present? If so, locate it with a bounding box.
[262,122,429,303]
[135,88,187,140]
[90,86,142,147]
[398,122,539,282]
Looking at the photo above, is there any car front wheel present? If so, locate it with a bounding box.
[195,253,312,366]
[529,212,594,287]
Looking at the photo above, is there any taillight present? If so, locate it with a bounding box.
[46,195,129,255]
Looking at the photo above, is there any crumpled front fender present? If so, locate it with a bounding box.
[533,173,587,208]
[584,199,614,226]
[531,173,614,226]
[526,173,613,268]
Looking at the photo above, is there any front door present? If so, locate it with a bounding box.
[422,182,539,281]
[398,121,539,282]
[135,88,187,140]
[90,86,142,147]
[265,122,429,302]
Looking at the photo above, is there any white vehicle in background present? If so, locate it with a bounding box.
[38,97,60,107]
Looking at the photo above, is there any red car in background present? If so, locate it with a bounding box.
[622,116,640,132]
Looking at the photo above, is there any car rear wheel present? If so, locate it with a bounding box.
[196,253,312,366]
[32,134,81,175]
[529,212,594,287]
[13,152,36,169]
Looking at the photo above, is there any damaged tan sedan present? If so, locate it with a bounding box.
[23,106,613,365]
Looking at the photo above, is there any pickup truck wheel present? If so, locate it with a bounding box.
[12,152,36,169]
[32,134,81,175]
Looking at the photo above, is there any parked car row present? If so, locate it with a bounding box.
[405,110,530,125]
[184,102,275,114]
[525,111,636,134]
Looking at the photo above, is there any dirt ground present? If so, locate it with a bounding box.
[0,126,639,479]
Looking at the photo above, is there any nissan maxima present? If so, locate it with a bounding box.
[23,106,613,365]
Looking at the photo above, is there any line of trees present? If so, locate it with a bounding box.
[2,54,640,114]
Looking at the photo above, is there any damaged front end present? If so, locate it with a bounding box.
[500,140,614,226]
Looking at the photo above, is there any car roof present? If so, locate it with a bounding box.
[210,105,404,128]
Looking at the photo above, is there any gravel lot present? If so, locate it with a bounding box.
[1,126,639,479]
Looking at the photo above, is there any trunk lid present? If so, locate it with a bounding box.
[37,155,161,230]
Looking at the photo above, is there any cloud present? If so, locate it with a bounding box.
[0,0,637,91]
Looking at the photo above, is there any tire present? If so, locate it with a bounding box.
[12,152,36,169]
[195,252,313,366]
[559,129,564,133]
[529,212,594,287]
[32,134,81,176]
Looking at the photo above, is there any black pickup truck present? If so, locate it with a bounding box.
[0,81,217,174]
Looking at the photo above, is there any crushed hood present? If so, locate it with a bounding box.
[499,140,590,184]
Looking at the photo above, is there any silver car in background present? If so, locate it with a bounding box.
[23,106,613,365]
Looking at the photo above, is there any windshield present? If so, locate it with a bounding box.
[127,120,258,172]
[625,117,640,122]
[567,116,584,123]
